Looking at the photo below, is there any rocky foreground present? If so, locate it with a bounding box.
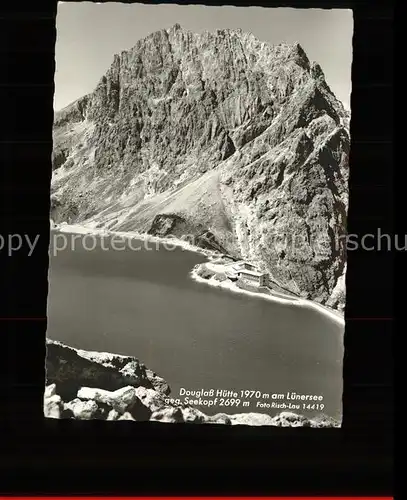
[52,25,349,311]
[45,339,339,427]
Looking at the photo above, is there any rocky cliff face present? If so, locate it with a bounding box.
[44,339,339,427]
[52,24,350,310]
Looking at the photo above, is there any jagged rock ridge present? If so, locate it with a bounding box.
[52,24,350,310]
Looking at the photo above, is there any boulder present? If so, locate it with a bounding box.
[150,407,184,423]
[134,386,167,412]
[64,399,100,420]
[180,407,208,424]
[107,409,121,421]
[77,386,152,420]
[118,412,136,421]
[270,411,311,427]
[44,383,57,399]
[229,412,275,426]
[207,413,232,425]
[145,369,171,396]
[45,339,160,400]
[44,393,62,419]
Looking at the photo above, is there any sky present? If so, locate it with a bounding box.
[54,2,353,111]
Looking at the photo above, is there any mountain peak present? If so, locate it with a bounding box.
[292,41,304,51]
[52,25,349,311]
[288,41,310,68]
[168,22,182,32]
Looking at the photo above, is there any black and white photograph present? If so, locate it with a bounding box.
[45,2,353,427]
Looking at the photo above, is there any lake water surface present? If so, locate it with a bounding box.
[47,231,344,419]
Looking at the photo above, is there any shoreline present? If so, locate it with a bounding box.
[52,221,345,327]
[190,265,345,326]
[54,221,218,258]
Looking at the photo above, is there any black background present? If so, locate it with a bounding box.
[1,0,393,495]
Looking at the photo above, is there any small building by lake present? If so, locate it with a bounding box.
[225,259,270,287]
[231,260,256,272]
[238,269,269,287]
